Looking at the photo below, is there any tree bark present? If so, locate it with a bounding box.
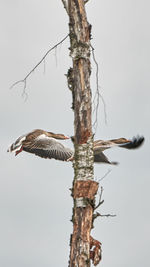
[67,1,97,267]
[62,0,101,266]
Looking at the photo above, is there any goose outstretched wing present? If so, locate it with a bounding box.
[23,134,73,161]
[94,136,144,153]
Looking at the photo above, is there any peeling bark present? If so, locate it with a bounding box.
[73,180,98,200]
[66,1,98,267]
[69,205,93,267]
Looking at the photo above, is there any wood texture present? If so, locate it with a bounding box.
[67,1,96,266]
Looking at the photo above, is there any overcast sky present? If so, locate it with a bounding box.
[0,1,149,267]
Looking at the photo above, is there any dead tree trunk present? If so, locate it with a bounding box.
[62,1,101,266]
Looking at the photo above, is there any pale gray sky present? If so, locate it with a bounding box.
[0,1,149,267]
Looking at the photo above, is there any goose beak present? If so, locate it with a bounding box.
[15,146,23,156]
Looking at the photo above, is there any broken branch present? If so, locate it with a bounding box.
[93,212,116,220]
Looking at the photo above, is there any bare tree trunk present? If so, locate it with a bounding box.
[62,1,101,266]
[68,0,95,266]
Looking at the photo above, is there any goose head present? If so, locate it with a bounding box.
[7,135,26,155]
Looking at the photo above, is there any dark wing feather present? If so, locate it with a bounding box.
[118,136,144,149]
[23,135,73,161]
[94,152,118,165]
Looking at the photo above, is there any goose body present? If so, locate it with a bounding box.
[7,129,72,161]
[8,130,144,165]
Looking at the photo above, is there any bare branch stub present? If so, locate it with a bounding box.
[93,212,116,221]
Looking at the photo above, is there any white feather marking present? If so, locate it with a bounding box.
[36,134,59,142]
[36,134,47,140]
[18,136,26,144]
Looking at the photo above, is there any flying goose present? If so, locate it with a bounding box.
[7,129,144,165]
[7,129,72,161]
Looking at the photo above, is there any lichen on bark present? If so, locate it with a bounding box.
[73,135,94,181]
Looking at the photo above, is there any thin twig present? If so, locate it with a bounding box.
[10,34,69,96]
[54,46,58,67]
[98,213,116,218]
[93,186,116,221]
[98,169,112,183]
[91,44,107,132]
